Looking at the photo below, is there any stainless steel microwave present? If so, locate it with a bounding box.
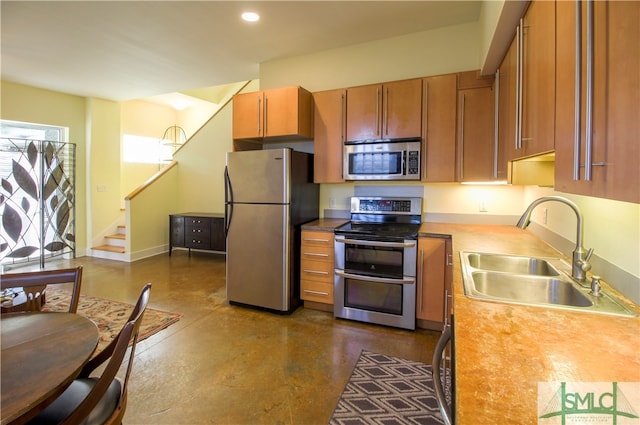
[343,138,421,181]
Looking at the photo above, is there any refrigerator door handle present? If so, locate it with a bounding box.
[224,166,233,236]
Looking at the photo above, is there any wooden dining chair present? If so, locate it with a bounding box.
[0,266,83,314]
[27,283,151,425]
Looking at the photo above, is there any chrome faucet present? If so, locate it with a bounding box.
[516,196,593,284]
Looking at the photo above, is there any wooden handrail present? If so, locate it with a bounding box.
[125,161,177,201]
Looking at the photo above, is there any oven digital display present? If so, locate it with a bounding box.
[358,199,413,213]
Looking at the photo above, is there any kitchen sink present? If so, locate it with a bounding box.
[465,252,560,276]
[471,271,592,307]
[460,251,637,317]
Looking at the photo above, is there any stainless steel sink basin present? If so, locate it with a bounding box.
[460,251,636,317]
[471,271,592,307]
[466,252,560,276]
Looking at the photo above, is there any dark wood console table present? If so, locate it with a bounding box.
[169,213,225,255]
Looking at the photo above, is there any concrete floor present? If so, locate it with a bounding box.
[13,250,439,424]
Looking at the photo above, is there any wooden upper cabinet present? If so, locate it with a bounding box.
[457,71,496,182]
[345,79,422,141]
[233,91,263,140]
[555,0,639,203]
[422,73,457,182]
[232,86,313,141]
[518,0,556,158]
[312,89,346,183]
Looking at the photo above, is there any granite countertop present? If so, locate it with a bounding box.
[419,223,640,424]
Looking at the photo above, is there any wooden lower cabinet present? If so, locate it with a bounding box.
[300,230,335,309]
[169,213,225,255]
[416,236,453,330]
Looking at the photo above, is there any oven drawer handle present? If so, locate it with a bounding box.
[334,238,417,248]
[335,270,415,285]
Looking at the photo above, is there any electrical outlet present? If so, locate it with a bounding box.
[329,198,336,208]
[479,201,487,212]
[97,185,107,192]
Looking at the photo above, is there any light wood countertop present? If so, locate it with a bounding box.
[301,219,349,232]
[419,223,640,424]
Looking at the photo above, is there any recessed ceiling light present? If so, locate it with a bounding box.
[241,12,260,22]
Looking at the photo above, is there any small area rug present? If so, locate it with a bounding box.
[329,350,445,425]
[43,288,182,353]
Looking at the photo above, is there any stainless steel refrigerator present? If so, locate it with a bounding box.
[224,148,319,313]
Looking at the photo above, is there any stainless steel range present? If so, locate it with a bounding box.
[334,196,422,330]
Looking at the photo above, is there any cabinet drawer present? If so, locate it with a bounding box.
[186,217,209,226]
[301,230,334,248]
[185,236,210,249]
[301,244,333,263]
[301,280,334,304]
[301,259,333,282]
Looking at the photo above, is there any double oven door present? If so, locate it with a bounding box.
[334,234,417,330]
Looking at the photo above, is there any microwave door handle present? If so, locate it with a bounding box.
[335,270,416,285]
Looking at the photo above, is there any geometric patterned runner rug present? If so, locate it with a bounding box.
[42,287,182,353]
[329,350,445,425]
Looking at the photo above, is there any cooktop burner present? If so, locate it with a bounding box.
[335,222,420,241]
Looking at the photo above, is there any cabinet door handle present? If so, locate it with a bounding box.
[340,93,346,143]
[303,289,329,296]
[303,269,329,275]
[459,94,465,181]
[384,87,389,135]
[493,70,500,179]
[257,96,261,135]
[264,96,268,136]
[376,87,381,136]
[303,252,329,258]
[303,238,330,243]
[418,248,424,313]
[517,18,524,150]
[573,1,582,181]
[584,0,594,181]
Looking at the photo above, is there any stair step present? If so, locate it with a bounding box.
[105,233,125,240]
[93,245,125,254]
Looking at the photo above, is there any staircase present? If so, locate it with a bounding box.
[92,224,127,261]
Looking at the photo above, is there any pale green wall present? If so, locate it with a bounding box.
[478,0,505,67]
[1,80,88,255]
[86,98,121,247]
[261,22,481,92]
[120,99,178,198]
[174,80,257,214]
[128,164,179,258]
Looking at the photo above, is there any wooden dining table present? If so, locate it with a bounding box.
[1,312,99,425]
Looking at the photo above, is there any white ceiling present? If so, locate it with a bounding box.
[1,1,482,102]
